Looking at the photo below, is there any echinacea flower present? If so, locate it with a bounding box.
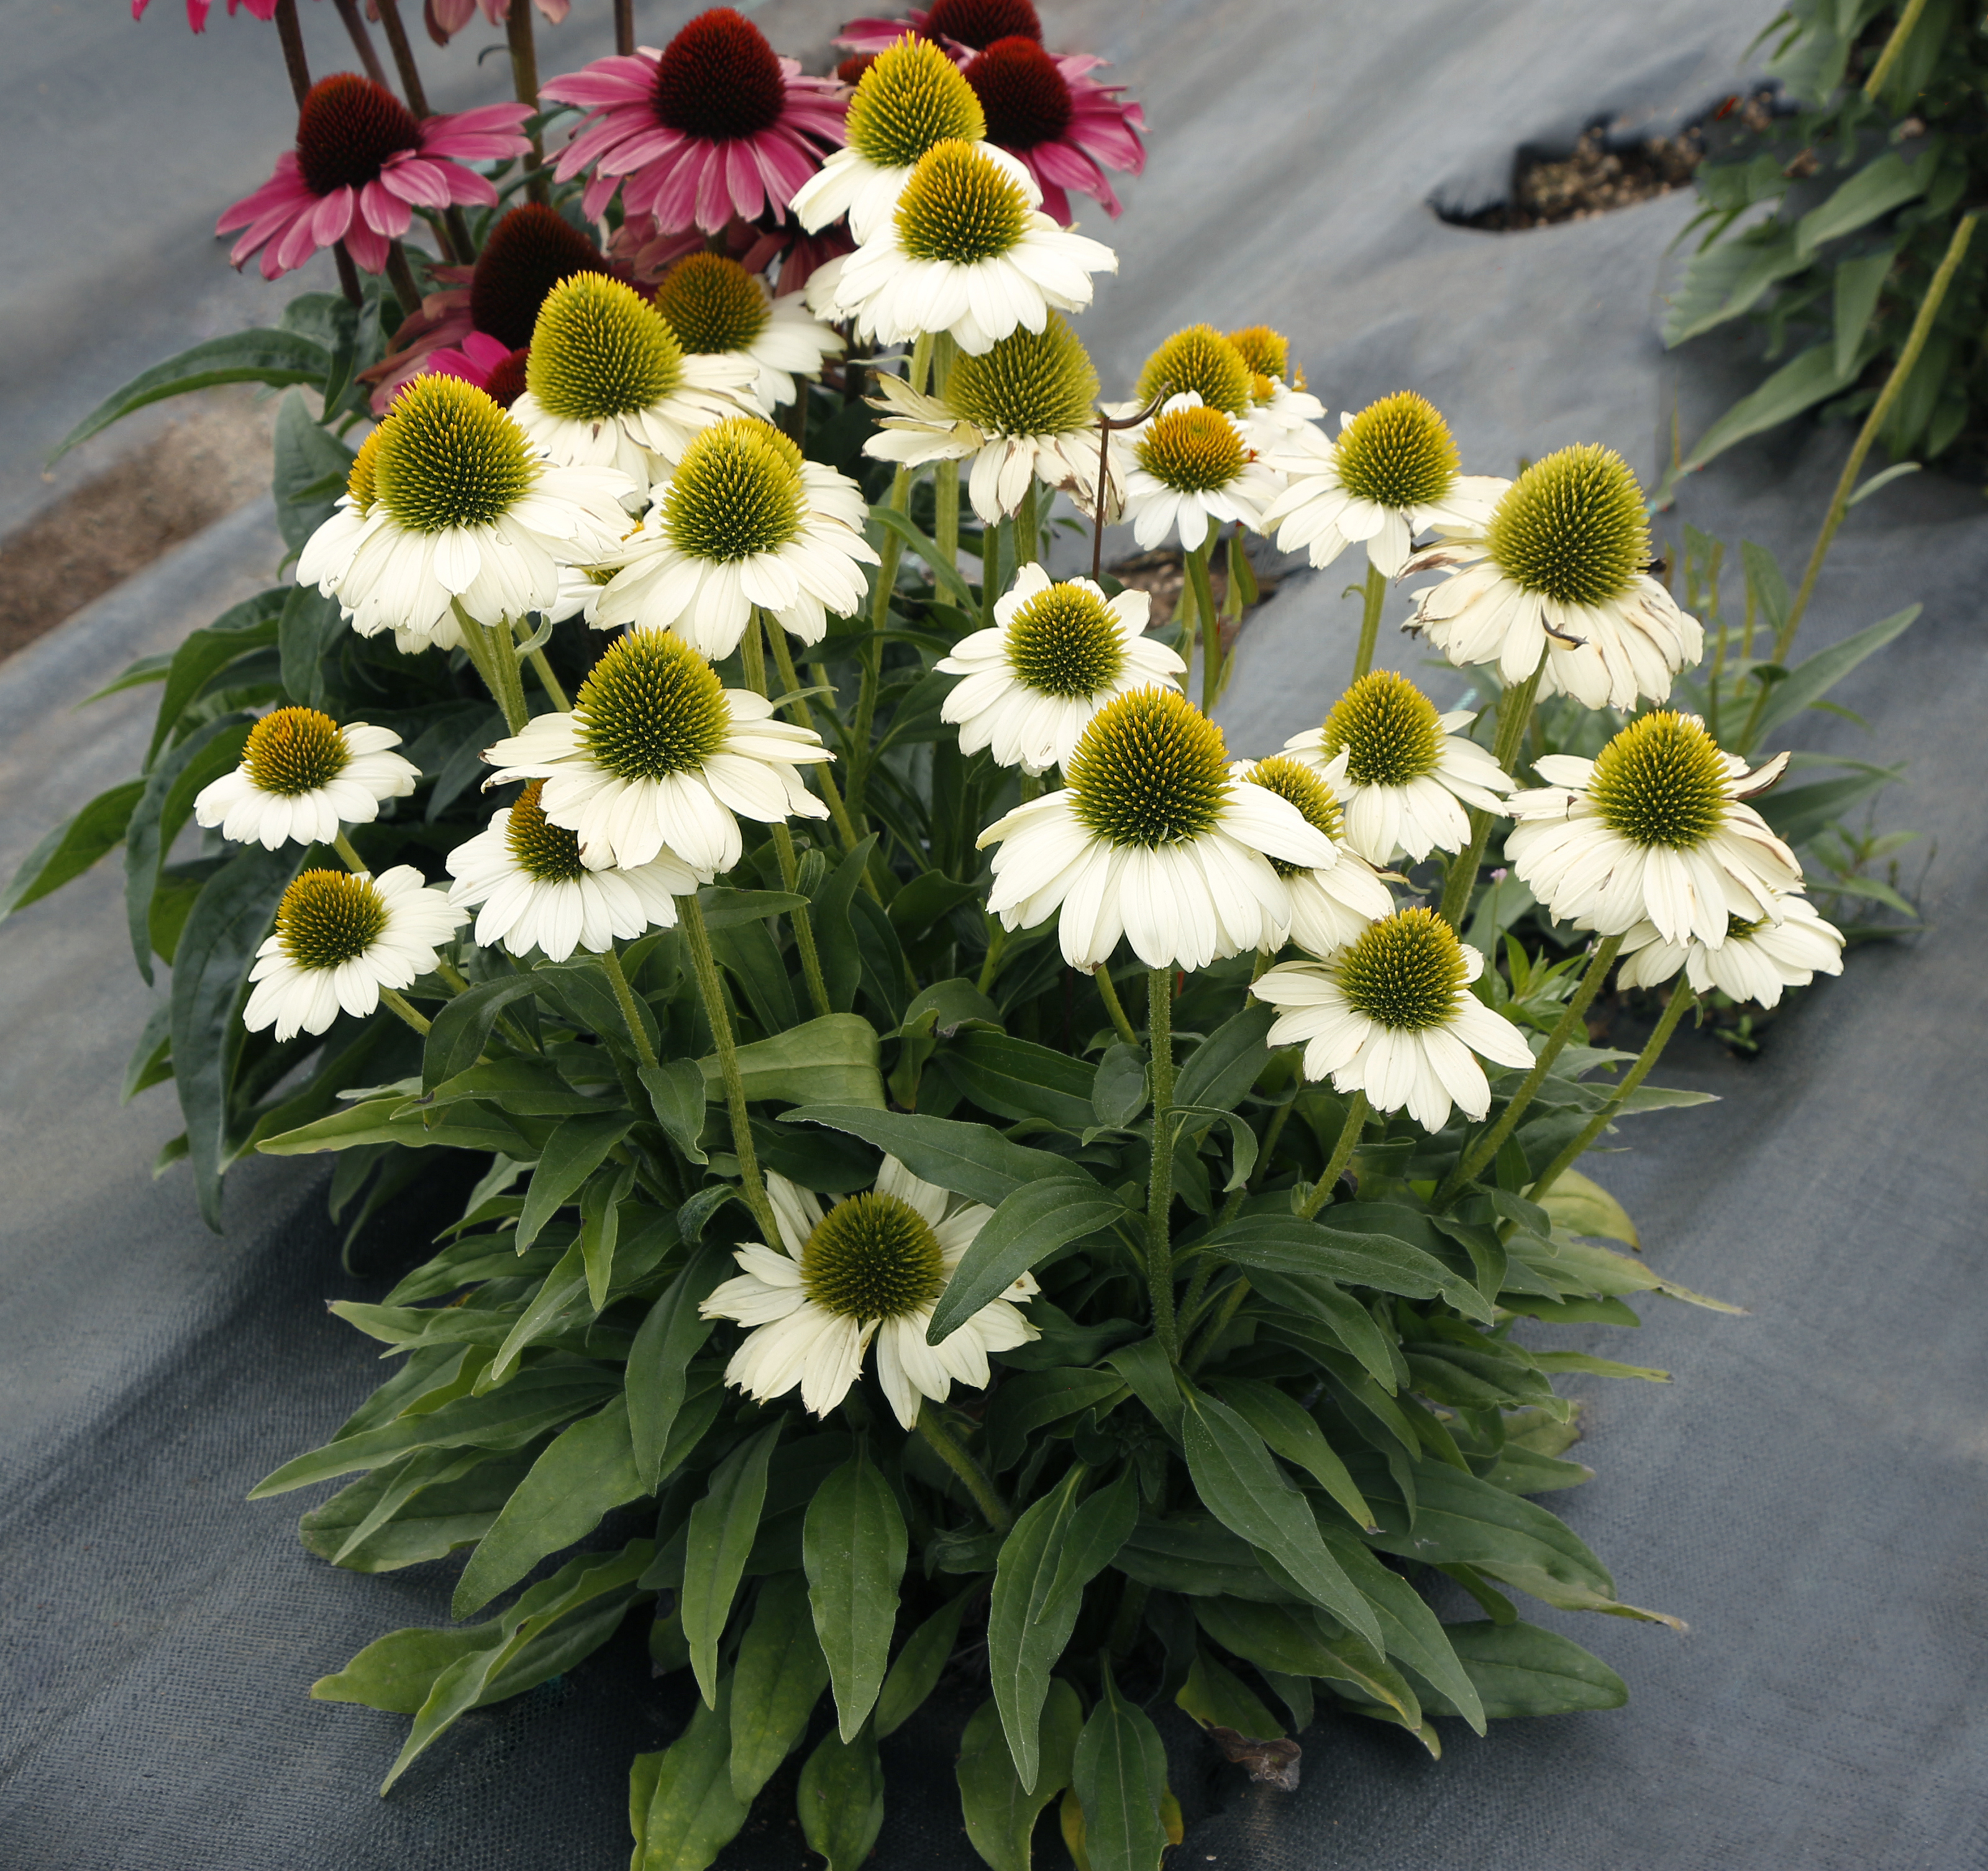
[244,866,463,1041]
[422,0,570,43]
[791,34,998,244]
[426,331,532,408]
[1121,393,1277,553]
[297,375,636,653]
[700,1156,1038,1429]
[134,0,276,30]
[589,419,877,657]
[937,562,1181,774]
[962,35,1145,224]
[542,7,846,233]
[194,708,417,851]
[1406,444,1703,710]
[820,137,1116,355]
[1280,670,1513,865]
[1505,711,1800,947]
[977,685,1337,970]
[863,313,1117,522]
[217,75,530,280]
[1236,755,1395,958]
[1127,325,1255,426]
[1614,894,1844,1008]
[1225,325,1325,447]
[445,779,696,961]
[509,273,760,483]
[1261,391,1505,578]
[482,628,832,874]
[836,0,1046,57]
[1252,907,1535,1132]
[652,252,842,416]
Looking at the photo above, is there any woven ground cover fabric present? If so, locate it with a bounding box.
[2,1,1985,1865]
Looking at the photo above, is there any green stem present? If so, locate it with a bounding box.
[1248,1096,1293,1191]
[934,460,960,572]
[1186,539,1221,715]
[1184,1276,1251,1375]
[1527,974,1696,1201]
[980,514,1006,629]
[1144,968,1180,1359]
[1864,0,1933,98]
[1436,933,1625,1205]
[1297,1091,1367,1220]
[332,830,367,874]
[454,601,529,734]
[680,893,780,1244]
[1352,560,1386,682]
[1093,959,1139,1048]
[384,242,422,320]
[1762,211,1977,680]
[914,1402,1011,1533]
[1436,662,1543,929]
[764,624,866,864]
[976,921,1008,995]
[522,636,568,713]
[596,943,659,1070]
[773,825,832,1018]
[377,986,431,1036]
[1015,479,1039,573]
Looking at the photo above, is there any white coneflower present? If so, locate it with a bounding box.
[296,378,634,654]
[1120,393,1277,552]
[242,865,463,1041]
[1613,893,1844,1007]
[937,562,1182,774]
[1260,391,1505,578]
[1252,907,1534,1132]
[864,313,1117,523]
[444,779,698,961]
[1280,670,1513,866]
[509,272,760,483]
[1506,712,1800,947]
[1226,324,1326,449]
[977,685,1336,970]
[588,418,877,658]
[652,251,842,417]
[482,627,831,876]
[194,707,417,851]
[1234,755,1394,958]
[791,34,1000,244]
[821,137,1116,355]
[700,1156,1039,1429]
[1406,444,1703,710]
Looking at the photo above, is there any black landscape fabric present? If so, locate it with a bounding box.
[3,1,1986,1866]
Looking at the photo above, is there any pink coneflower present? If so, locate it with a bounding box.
[611,212,854,298]
[836,0,1044,55]
[218,74,531,280]
[427,331,532,407]
[422,0,569,44]
[962,37,1144,222]
[133,0,276,29]
[541,7,846,234]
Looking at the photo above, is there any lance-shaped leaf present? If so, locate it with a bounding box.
[628,1247,727,1486]
[957,1683,1084,1871]
[1207,1213,1493,1322]
[928,1173,1128,1342]
[803,1446,908,1740]
[1070,1658,1170,1871]
[782,1105,1077,1209]
[1417,1619,1628,1719]
[729,1571,829,1802]
[53,327,331,456]
[629,1680,750,1871]
[516,1111,636,1250]
[873,1587,974,1738]
[682,1424,782,1707]
[796,1722,885,1871]
[0,779,146,922]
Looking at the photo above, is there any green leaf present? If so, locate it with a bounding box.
[870,502,978,608]
[450,1397,647,1617]
[1833,246,1895,380]
[985,1368,1128,1474]
[1208,1214,1493,1322]
[929,1174,1126,1343]
[517,1111,637,1250]
[1111,1516,1295,1603]
[709,1015,885,1110]
[782,1105,1077,1209]
[641,1058,709,1164]
[683,1424,782,1707]
[1173,1002,1276,1112]
[728,1571,831,1802]
[631,1683,751,1871]
[887,867,983,941]
[628,1248,726,1488]
[1070,1660,1170,1871]
[1175,1649,1284,1740]
[1091,1044,1150,1128]
[171,844,298,1229]
[810,835,878,1013]
[1534,1168,1638,1247]
[422,976,540,1090]
[1757,767,1901,845]
[0,779,145,922]
[957,1683,1084,1871]
[1662,227,1805,346]
[1180,1384,1381,1649]
[124,713,254,981]
[874,1587,974,1739]
[695,884,811,929]
[797,1723,886,1871]
[1206,1376,1375,1532]
[803,1446,908,1741]
[278,582,345,710]
[938,1028,1098,1130]
[1419,1620,1627,1719]
[988,1467,1136,1790]
[1750,605,1920,741]
[273,391,356,553]
[418,1056,602,1117]
[1103,1338,1184,1447]
[52,329,330,457]
[313,1625,500,1715]
[1794,150,1930,258]
[301,1446,537,1575]
[1677,342,1860,480]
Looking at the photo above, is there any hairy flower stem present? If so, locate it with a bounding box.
[377,985,432,1035]
[1145,968,1181,1359]
[1436,933,1625,1205]
[1187,540,1221,713]
[1015,479,1039,574]
[385,242,422,319]
[1760,211,1979,685]
[739,618,831,1018]
[331,831,368,874]
[1297,1090,1369,1220]
[932,336,959,569]
[980,516,1006,631]
[596,943,660,1069]
[452,601,530,734]
[1352,560,1387,682]
[329,0,390,90]
[681,892,780,1244]
[613,0,635,55]
[1093,961,1138,1048]
[369,0,467,262]
[1436,662,1543,928]
[1249,1096,1293,1189]
[518,624,569,711]
[762,624,868,871]
[1528,974,1696,1201]
[915,1402,1011,1533]
[504,0,549,202]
